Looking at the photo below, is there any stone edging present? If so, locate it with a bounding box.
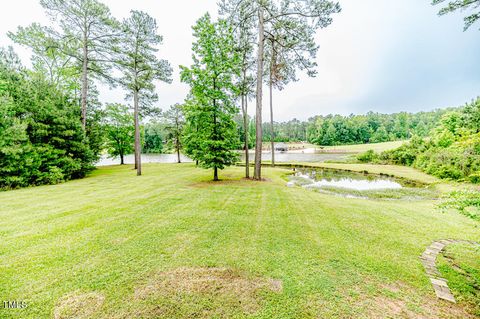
[420,239,479,303]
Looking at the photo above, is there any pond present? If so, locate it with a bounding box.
[288,168,436,200]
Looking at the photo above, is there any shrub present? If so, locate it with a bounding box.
[356,149,377,163]
[469,173,480,184]
[439,190,480,220]
[0,49,95,190]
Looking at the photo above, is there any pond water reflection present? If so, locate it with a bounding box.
[294,169,403,191]
[288,168,434,200]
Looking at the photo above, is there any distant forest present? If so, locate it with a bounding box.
[236,107,458,146]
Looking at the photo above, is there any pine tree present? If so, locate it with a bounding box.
[114,10,172,176]
[220,0,341,179]
[37,0,119,128]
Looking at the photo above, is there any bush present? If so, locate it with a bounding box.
[439,190,480,220]
[377,101,480,183]
[0,49,95,190]
[356,149,377,163]
[469,173,480,184]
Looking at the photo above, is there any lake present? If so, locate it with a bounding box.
[96,151,350,166]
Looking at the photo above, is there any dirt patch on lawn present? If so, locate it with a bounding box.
[53,291,104,319]
[365,294,474,319]
[357,282,474,319]
[309,281,474,319]
[133,267,282,316]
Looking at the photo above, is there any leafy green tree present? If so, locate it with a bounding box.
[162,104,185,163]
[432,0,480,30]
[104,103,134,165]
[322,122,337,145]
[143,122,165,154]
[114,10,172,176]
[462,97,480,132]
[180,14,241,181]
[370,125,389,143]
[415,120,428,137]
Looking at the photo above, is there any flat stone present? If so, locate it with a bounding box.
[420,239,480,303]
[430,243,445,250]
[430,278,448,287]
[435,290,456,303]
[426,270,440,276]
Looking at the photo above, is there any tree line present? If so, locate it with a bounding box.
[358,98,480,183]
[251,108,454,145]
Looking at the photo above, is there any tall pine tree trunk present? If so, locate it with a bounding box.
[212,85,219,182]
[134,90,141,176]
[242,93,249,178]
[254,5,265,180]
[81,38,88,129]
[176,118,181,163]
[269,64,275,167]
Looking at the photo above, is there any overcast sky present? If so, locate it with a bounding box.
[0,0,479,121]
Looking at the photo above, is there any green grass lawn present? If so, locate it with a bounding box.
[320,140,406,153]
[1,163,479,318]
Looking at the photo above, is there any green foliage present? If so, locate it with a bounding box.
[440,190,480,220]
[372,98,480,183]
[437,244,480,317]
[162,104,185,161]
[468,173,480,184]
[432,0,480,31]
[104,103,134,164]
[261,109,449,145]
[8,22,77,90]
[181,14,241,180]
[0,48,94,189]
[143,122,165,154]
[115,10,172,106]
[356,149,377,163]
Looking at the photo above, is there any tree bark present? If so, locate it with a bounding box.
[214,166,218,181]
[254,5,265,180]
[269,64,275,167]
[81,38,88,130]
[120,153,124,165]
[176,144,181,163]
[133,89,141,176]
[242,93,249,178]
[176,116,181,163]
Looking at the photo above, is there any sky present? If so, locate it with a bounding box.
[0,0,479,121]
